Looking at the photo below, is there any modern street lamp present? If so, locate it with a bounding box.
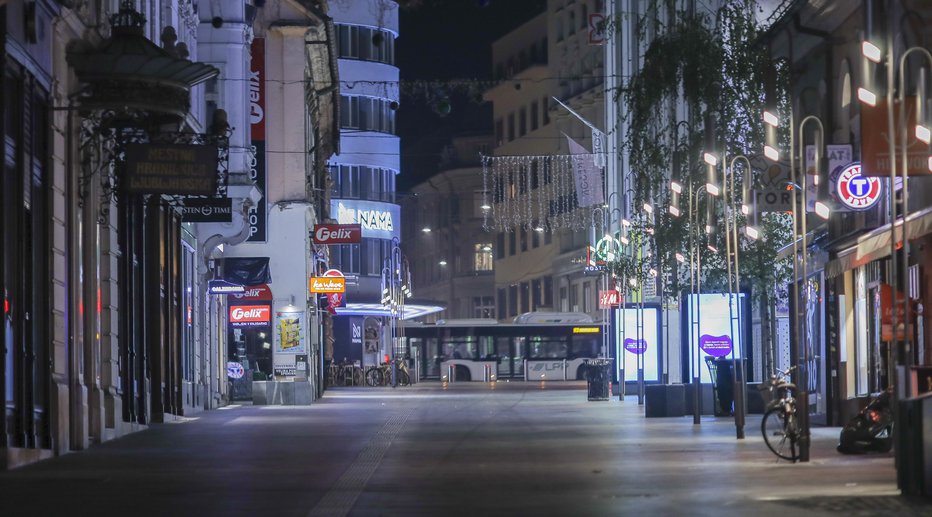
[380,237,410,388]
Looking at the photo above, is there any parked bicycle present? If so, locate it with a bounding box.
[365,358,411,387]
[759,365,799,461]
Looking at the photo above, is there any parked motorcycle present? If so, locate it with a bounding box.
[837,389,893,454]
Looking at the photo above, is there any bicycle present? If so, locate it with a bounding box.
[759,365,799,461]
[365,359,411,387]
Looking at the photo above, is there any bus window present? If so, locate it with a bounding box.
[528,337,568,359]
[571,336,600,359]
[426,338,440,378]
[479,335,495,359]
[442,339,477,360]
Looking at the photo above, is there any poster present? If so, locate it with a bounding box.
[686,293,745,383]
[275,310,306,354]
[615,307,660,382]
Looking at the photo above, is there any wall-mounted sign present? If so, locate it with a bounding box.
[312,223,362,244]
[309,277,345,293]
[861,97,930,177]
[331,199,400,241]
[181,197,232,222]
[226,362,245,379]
[588,13,606,45]
[208,279,245,295]
[834,163,882,211]
[229,284,273,302]
[599,290,621,308]
[248,37,268,242]
[275,311,306,354]
[229,305,271,327]
[124,143,218,195]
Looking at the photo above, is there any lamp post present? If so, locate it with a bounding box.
[380,237,409,388]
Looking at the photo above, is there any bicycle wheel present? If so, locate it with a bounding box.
[761,406,799,461]
[365,367,383,387]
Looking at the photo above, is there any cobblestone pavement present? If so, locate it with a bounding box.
[0,381,915,516]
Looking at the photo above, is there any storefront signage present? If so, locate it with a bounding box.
[229,284,273,302]
[699,334,733,357]
[599,290,621,308]
[124,143,218,195]
[623,338,647,354]
[309,277,345,293]
[248,38,268,241]
[312,223,362,244]
[861,97,931,177]
[208,279,245,295]
[275,311,306,355]
[181,197,233,222]
[331,199,400,241]
[226,361,245,379]
[834,163,882,211]
[229,304,271,327]
[879,283,914,341]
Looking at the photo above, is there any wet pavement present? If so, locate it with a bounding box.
[0,381,919,516]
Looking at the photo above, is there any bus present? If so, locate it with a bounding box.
[401,313,606,382]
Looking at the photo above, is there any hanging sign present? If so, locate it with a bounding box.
[879,283,914,341]
[226,362,245,379]
[598,290,621,308]
[124,143,218,195]
[208,279,245,295]
[229,284,273,302]
[312,224,362,244]
[248,37,268,241]
[834,163,883,211]
[861,97,930,177]
[181,198,232,222]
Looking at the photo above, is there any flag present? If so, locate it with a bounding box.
[565,134,604,207]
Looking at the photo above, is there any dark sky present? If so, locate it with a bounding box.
[395,0,547,190]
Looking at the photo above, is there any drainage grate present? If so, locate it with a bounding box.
[308,409,412,517]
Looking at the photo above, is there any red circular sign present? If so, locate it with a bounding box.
[836,163,882,211]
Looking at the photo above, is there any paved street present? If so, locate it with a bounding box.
[0,381,921,517]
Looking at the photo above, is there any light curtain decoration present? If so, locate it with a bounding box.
[481,153,603,232]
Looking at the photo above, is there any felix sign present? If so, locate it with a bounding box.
[229,305,271,327]
[312,224,362,244]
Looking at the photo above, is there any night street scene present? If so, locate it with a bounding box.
[3,0,932,515]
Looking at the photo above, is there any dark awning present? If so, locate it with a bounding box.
[825,206,932,279]
[222,257,272,286]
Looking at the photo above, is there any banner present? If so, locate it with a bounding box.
[565,134,604,207]
[248,38,268,241]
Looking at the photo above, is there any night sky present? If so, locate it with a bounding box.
[395,0,547,190]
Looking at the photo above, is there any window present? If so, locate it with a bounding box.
[582,282,592,312]
[497,288,507,319]
[532,278,542,308]
[530,101,539,131]
[508,285,518,316]
[532,225,540,248]
[581,4,588,29]
[542,97,550,125]
[544,277,553,306]
[474,243,493,271]
[568,9,576,34]
[520,282,530,313]
[496,233,505,259]
[560,285,568,311]
[520,227,528,252]
[495,118,504,145]
[519,107,527,136]
[509,231,516,256]
[570,284,579,311]
[333,244,361,274]
[336,24,395,65]
[473,296,495,318]
[545,226,552,245]
[507,112,515,141]
[339,95,396,134]
[556,15,564,42]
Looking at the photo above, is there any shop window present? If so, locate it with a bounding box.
[474,243,493,271]
[508,285,518,316]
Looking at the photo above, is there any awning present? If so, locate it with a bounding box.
[825,206,932,279]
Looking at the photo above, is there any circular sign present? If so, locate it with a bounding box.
[226,361,245,379]
[595,235,621,262]
[835,163,882,211]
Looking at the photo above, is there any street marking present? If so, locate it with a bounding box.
[308,409,413,517]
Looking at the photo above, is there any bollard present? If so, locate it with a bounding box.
[484,364,492,382]
[524,359,529,381]
[447,363,456,383]
[563,359,568,381]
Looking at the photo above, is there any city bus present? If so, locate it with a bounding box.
[401,313,606,381]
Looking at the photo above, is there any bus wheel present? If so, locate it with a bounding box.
[455,365,471,381]
[576,366,587,381]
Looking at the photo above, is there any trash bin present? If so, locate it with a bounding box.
[705,357,734,416]
[586,359,612,401]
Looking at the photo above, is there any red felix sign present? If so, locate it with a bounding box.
[599,290,622,309]
[312,224,362,244]
[229,305,271,327]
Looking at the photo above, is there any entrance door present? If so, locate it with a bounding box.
[496,337,510,378]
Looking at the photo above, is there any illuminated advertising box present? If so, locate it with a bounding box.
[229,305,271,328]
[686,293,745,383]
[331,199,401,241]
[615,307,660,382]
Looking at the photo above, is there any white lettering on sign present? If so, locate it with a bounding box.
[231,307,269,321]
[315,226,353,241]
[248,70,264,125]
[337,202,394,232]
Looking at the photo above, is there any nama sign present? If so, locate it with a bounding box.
[835,162,882,211]
[309,277,345,293]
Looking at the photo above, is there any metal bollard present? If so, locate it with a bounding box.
[524,359,529,381]
[447,363,455,383]
[563,359,568,381]
[483,364,491,382]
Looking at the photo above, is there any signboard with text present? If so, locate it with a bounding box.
[331,199,400,241]
[229,305,271,328]
[181,197,232,222]
[248,38,268,241]
[615,307,660,383]
[124,144,218,195]
[208,279,245,295]
[312,224,362,245]
[861,97,930,177]
[599,290,621,309]
[686,293,745,383]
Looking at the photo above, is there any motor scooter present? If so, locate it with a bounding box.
[837,389,893,454]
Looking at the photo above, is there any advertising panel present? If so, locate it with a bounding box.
[275,310,306,355]
[331,199,401,241]
[312,224,362,244]
[229,305,271,328]
[686,293,745,383]
[248,38,267,241]
[615,308,660,382]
